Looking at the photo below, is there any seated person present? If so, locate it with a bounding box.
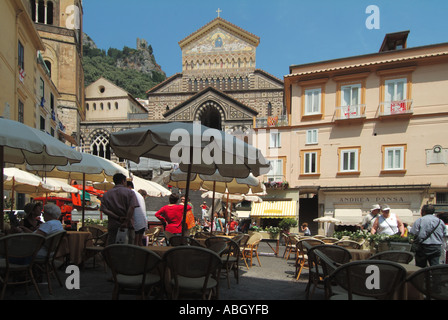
[34,204,64,258]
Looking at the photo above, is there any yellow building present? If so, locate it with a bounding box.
[1,0,43,126]
[256,32,448,233]
[29,0,85,144]
[0,0,63,140]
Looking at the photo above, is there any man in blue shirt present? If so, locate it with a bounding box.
[410,204,447,267]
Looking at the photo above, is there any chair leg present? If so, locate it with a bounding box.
[29,268,42,299]
[0,271,9,300]
[255,251,261,267]
[296,260,304,281]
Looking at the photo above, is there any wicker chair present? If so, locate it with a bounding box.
[145,226,162,246]
[295,238,325,280]
[163,246,222,300]
[34,230,67,294]
[241,233,263,268]
[406,264,448,300]
[324,260,407,300]
[369,251,414,264]
[305,244,352,299]
[102,244,162,300]
[83,225,109,269]
[205,237,240,289]
[321,237,340,244]
[284,234,299,260]
[168,236,202,247]
[0,234,45,299]
[334,240,362,249]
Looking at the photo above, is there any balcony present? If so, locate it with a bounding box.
[378,100,413,119]
[334,104,366,123]
[255,115,288,128]
[263,175,289,190]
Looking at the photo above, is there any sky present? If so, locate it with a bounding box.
[82,0,448,80]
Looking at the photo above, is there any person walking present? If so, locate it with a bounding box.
[362,204,381,231]
[371,205,405,236]
[126,181,148,246]
[101,173,139,245]
[410,204,447,268]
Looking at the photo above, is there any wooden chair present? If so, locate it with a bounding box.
[406,264,448,300]
[0,234,45,299]
[295,238,325,280]
[324,260,406,300]
[369,251,414,264]
[102,244,162,300]
[163,246,222,300]
[34,230,67,295]
[241,233,263,268]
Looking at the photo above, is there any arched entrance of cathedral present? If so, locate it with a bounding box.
[196,101,224,131]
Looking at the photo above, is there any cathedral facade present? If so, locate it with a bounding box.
[145,17,284,136]
[80,17,284,172]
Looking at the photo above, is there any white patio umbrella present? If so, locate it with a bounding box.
[110,122,270,236]
[131,175,171,197]
[42,177,79,194]
[313,216,342,236]
[166,168,265,229]
[27,153,128,226]
[3,167,55,213]
[3,167,55,194]
[0,118,82,230]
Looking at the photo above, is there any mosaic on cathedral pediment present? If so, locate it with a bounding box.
[183,28,255,56]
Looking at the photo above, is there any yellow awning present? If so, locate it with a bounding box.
[251,201,297,218]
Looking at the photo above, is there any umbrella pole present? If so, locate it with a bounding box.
[0,146,4,231]
[210,181,216,234]
[181,146,193,237]
[82,173,86,228]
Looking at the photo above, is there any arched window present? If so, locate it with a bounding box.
[44,60,51,77]
[38,0,45,23]
[47,1,54,25]
[91,132,111,160]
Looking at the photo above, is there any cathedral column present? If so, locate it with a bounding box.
[44,1,48,25]
[34,1,39,22]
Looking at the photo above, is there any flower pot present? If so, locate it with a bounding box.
[388,241,412,252]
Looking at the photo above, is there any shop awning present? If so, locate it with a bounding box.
[391,208,415,225]
[334,208,363,225]
[250,201,297,218]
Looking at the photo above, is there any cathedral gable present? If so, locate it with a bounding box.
[164,87,258,123]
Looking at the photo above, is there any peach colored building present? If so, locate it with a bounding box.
[256,32,448,234]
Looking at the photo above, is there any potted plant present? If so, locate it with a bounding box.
[278,218,298,233]
[265,226,281,239]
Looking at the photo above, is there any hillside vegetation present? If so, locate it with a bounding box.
[82,35,166,99]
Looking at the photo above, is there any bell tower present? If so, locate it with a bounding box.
[29,0,85,145]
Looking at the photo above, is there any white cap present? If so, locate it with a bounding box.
[371,204,381,211]
[381,205,391,211]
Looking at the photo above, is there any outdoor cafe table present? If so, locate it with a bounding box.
[347,248,373,261]
[394,263,423,300]
[65,231,92,265]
